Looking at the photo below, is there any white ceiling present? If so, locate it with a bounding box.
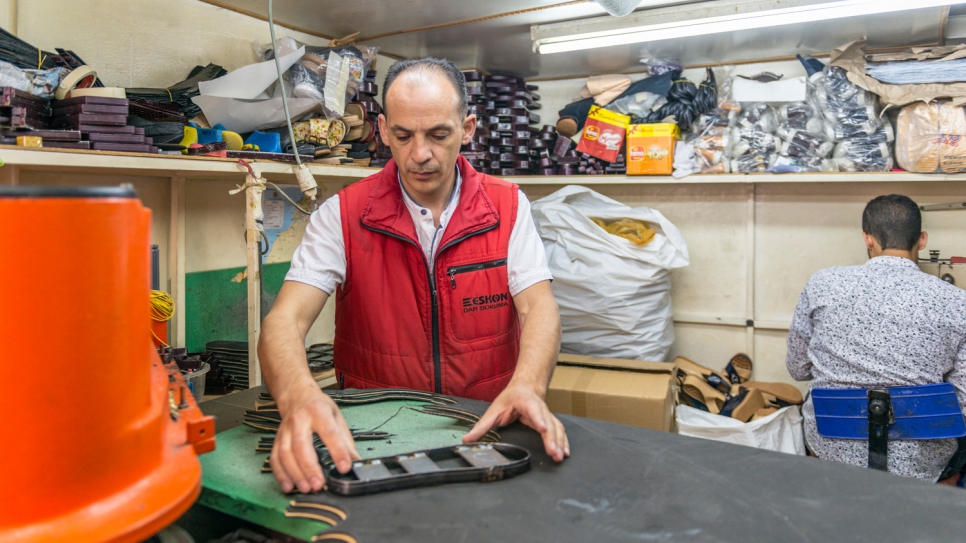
[203,0,947,79]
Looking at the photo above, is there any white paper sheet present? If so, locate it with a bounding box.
[732,76,807,103]
[198,46,305,99]
[191,95,322,133]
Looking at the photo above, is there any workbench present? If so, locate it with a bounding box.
[199,386,966,542]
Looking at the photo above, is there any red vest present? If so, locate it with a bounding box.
[333,155,521,401]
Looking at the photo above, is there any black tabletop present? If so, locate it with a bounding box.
[203,388,966,542]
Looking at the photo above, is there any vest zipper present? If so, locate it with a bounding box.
[362,221,499,395]
[447,258,507,289]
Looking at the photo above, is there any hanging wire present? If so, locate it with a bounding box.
[268,0,303,167]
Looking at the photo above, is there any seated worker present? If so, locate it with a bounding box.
[258,57,569,494]
[787,194,966,482]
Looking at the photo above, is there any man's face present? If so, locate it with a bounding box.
[377,71,476,198]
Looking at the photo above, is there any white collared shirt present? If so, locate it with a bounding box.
[286,168,552,296]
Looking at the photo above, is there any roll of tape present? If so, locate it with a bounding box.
[56,66,98,100]
[69,87,126,99]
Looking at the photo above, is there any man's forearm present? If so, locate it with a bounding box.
[510,291,561,398]
[258,312,321,414]
[258,282,330,415]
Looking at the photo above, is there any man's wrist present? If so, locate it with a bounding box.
[507,374,548,399]
[275,379,324,415]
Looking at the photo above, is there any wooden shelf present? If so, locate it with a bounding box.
[2,146,964,185]
[506,172,966,184]
[0,145,378,181]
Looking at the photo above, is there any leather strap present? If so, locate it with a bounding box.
[867,389,893,471]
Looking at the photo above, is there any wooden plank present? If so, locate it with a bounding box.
[0,163,19,185]
[169,175,186,348]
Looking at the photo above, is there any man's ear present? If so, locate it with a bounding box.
[462,113,477,145]
[917,231,928,252]
[377,113,388,140]
[862,232,876,251]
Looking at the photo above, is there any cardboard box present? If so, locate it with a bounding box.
[626,123,680,175]
[576,106,631,162]
[546,353,677,432]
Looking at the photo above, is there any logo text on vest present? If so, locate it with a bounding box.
[462,292,510,313]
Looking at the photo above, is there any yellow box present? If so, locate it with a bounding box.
[16,136,42,148]
[626,123,680,175]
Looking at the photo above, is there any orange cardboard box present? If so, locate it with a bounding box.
[626,123,680,175]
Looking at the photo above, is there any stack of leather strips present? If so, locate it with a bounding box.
[460,70,543,175]
[50,96,158,153]
[676,354,804,422]
[206,341,251,389]
[283,499,355,543]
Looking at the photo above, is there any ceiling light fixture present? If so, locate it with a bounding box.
[534,0,965,54]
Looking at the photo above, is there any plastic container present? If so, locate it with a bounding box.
[183,362,210,404]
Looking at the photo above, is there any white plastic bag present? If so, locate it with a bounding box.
[675,405,806,455]
[531,186,689,361]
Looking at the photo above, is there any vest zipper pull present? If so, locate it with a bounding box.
[448,271,457,289]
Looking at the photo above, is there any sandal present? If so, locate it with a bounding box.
[674,357,732,394]
[740,381,803,405]
[681,375,727,414]
[725,388,766,422]
[725,353,753,384]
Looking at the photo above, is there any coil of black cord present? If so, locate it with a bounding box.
[694,68,718,116]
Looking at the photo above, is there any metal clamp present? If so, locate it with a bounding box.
[868,389,894,471]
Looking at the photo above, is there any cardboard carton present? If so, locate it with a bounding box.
[546,353,677,431]
[576,106,631,162]
[626,123,680,175]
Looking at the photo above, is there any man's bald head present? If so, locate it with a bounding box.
[382,57,468,119]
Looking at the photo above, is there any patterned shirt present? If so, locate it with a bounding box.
[787,256,966,481]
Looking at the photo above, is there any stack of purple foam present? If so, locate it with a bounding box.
[460,70,542,176]
[51,96,157,153]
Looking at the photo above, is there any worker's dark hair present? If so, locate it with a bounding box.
[862,194,922,251]
[382,57,468,118]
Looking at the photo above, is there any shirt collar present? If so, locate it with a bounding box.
[397,167,462,214]
[866,255,919,269]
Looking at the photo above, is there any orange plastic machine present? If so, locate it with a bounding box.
[0,185,215,542]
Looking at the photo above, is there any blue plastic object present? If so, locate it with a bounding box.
[813,383,966,441]
[189,122,223,145]
[244,131,282,154]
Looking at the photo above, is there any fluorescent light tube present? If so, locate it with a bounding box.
[536,0,965,54]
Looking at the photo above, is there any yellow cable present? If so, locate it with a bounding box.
[150,290,175,347]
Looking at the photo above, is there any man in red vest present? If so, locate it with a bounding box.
[259,57,568,494]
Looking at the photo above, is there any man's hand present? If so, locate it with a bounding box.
[462,382,570,462]
[269,388,361,494]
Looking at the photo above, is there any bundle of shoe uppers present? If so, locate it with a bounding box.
[675,354,803,422]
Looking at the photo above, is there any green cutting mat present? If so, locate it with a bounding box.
[184,262,291,353]
[199,400,475,540]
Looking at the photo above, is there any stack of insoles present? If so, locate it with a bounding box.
[50,96,158,153]
[206,341,250,389]
[205,341,337,390]
[461,70,543,176]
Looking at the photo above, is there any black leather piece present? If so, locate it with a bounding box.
[324,443,530,497]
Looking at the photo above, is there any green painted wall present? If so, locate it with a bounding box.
[185,262,291,353]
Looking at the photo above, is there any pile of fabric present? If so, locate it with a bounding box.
[676,354,804,423]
